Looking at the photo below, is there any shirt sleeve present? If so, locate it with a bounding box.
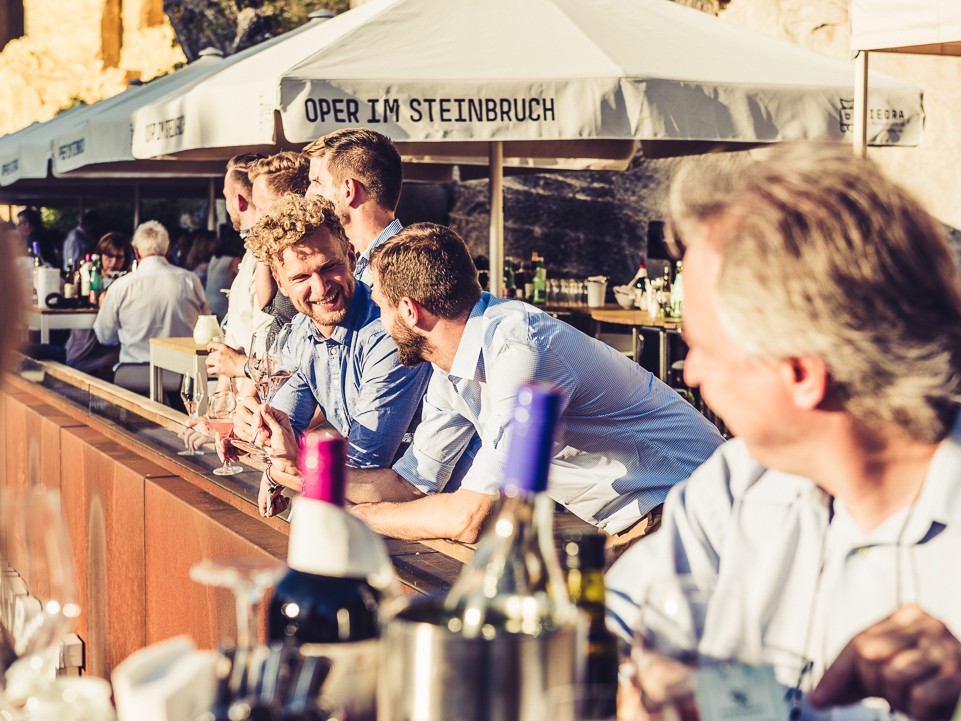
[344,331,432,469]
[392,373,480,493]
[93,283,122,347]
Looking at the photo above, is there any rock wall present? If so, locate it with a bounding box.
[0,0,184,137]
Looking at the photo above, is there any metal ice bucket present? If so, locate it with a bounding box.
[378,596,582,721]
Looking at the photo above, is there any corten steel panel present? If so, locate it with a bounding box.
[60,426,174,679]
[144,476,287,651]
[2,390,83,496]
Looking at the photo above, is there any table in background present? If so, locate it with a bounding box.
[28,306,98,344]
[149,337,208,412]
[545,304,683,382]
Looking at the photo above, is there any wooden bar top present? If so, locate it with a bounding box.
[149,336,209,355]
[30,305,99,315]
[543,304,683,328]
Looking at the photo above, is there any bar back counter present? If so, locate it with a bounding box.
[0,357,474,680]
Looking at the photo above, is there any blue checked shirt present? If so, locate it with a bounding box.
[354,219,403,286]
[393,293,725,533]
[270,282,431,469]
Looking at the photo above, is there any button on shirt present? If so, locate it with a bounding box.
[224,249,272,352]
[269,282,432,469]
[606,414,961,718]
[93,255,209,364]
[353,219,402,286]
[393,293,725,533]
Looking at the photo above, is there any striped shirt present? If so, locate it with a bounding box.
[393,293,725,533]
[354,218,403,286]
[270,282,431,469]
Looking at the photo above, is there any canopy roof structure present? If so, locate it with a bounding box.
[851,0,961,55]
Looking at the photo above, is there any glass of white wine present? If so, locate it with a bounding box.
[178,374,206,456]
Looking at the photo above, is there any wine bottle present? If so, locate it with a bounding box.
[563,531,619,719]
[79,254,92,300]
[88,254,103,305]
[531,252,547,305]
[670,260,684,319]
[443,382,575,639]
[267,434,395,721]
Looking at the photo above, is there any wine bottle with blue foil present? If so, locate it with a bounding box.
[267,434,394,721]
[442,382,575,639]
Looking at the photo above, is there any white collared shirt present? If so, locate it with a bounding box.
[93,255,209,364]
[223,249,272,352]
[606,413,961,716]
[392,293,724,533]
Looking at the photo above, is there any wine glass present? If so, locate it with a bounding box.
[247,331,271,404]
[231,325,293,461]
[178,374,206,456]
[0,486,81,706]
[207,390,243,476]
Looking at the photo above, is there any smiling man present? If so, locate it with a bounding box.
[239,193,431,515]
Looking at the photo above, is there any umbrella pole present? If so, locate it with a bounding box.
[133,184,141,231]
[488,141,504,298]
[207,177,216,231]
[853,50,869,158]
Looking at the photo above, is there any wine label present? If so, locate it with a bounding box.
[301,638,379,721]
[694,663,785,721]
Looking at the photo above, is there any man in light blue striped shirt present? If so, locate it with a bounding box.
[255,223,724,543]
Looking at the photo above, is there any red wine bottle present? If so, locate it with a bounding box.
[267,434,393,721]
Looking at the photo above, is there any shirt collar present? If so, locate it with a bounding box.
[447,292,492,381]
[137,255,169,270]
[359,218,403,264]
[304,280,378,345]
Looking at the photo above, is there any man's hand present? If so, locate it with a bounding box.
[206,341,246,377]
[258,473,291,519]
[178,416,213,452]
[233,396,261,442]
[258,404,300,466]
[810,606,961,721]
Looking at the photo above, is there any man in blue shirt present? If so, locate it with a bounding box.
[234,194,431,517]
[259,223,724,544]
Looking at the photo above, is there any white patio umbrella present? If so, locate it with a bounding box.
[133,0,924,293]
[850,0,960,156]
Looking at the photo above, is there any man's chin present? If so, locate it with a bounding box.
[308,308,348,327]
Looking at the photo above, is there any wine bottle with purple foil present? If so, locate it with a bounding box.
[267,434,394,720]
[442,382,575,639]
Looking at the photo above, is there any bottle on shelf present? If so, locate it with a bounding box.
[670,260,684,319]
[267,434,396,721]
[531,252,548,305]
[79,254,92,301]
[443,382,575,639]
[63,260,76,300]
[88,254,104,306]
[502,259,516,299]
[630,260,648,310]
[562,531,620,719]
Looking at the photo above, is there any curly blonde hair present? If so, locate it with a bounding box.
[245,193,350,266]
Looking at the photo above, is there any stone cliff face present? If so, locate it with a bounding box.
[0,0,184,137]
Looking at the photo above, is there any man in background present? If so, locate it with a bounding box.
[302,128,403,284]
[62,210,101,270]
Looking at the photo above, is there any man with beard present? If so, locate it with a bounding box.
[255,223,724,546]
[302,128,403,285]
[235,194,431,517]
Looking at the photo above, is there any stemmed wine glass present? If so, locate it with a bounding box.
[0,485,81,708]
[207,390,243,476]
[247,330,271,404]
[231,325,293,460]
[178,374,206,456]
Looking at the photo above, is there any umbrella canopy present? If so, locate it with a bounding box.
[851,0,961,55]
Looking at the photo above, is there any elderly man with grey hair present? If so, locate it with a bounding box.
[94,220,209,390]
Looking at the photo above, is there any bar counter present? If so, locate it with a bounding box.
[0,358,596,680]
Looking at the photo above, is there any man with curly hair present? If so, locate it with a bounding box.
[233,193,432,517]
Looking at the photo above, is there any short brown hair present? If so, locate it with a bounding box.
[226,152,265,195]
[248,151,310,197]
[246,194,350,267]
[370,223,481,319]
[669,142,961,442]
[302,128,403,212]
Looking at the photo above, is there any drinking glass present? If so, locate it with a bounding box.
[207,390,243,476]
[178,374,206,456]
[231,325,293,461]
[247,331,271,404]
[0,486,81,707]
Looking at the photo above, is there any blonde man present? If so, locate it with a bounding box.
[302,128,403,284]
[228,194,431,517]
[607,143,961,721]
